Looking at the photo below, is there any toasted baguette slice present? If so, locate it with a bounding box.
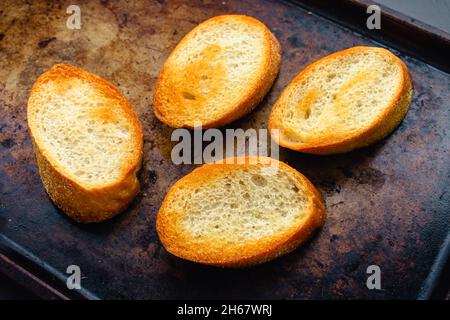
[157,156,325,267]
[153,15,281,129]
[27,64,143,223]
[269,46,413,155]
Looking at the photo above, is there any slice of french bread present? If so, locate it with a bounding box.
[27,64,143,223]
[269,46,413,155]
[157,156,325,267]
[153,15,281,129]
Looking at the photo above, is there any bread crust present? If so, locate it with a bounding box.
[268,46,413,155]
[27,64,143,223]
[153,15,281,129]
[156,156,326,267]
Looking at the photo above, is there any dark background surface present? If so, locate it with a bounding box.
[1,0,449,299]
[0,273,35,300]
[376,0,450,33]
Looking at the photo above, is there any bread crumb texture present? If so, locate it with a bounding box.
[27,64,142,223]
[153,15,281,128]
[157,157,325,267]
[29,64,141,186]
[269,46,413,154]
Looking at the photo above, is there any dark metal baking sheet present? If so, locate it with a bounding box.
[0,0,449,299]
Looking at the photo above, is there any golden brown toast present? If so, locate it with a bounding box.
[27,64,143,223]
[153,15,281,129]
[269,46,413,155]
[157,156,326,267]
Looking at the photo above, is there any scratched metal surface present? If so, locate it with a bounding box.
[0,0,449,299]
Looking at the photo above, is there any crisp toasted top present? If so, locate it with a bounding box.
[270,46,408,148]
[157,157,325,265]
[27,64,142,189]
[153,15,273,127]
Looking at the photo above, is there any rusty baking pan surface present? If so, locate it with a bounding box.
[0,0,449,299]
